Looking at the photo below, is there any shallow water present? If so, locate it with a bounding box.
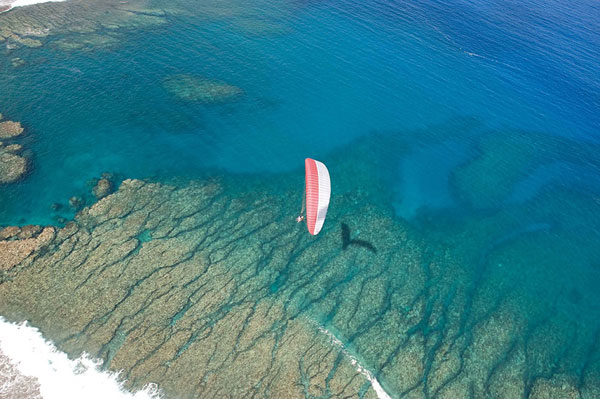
[1,0,600,397]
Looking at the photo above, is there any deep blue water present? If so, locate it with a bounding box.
[1,0,600,395]
[1,0,597,226]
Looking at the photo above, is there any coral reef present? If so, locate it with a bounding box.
[0,138,599,398]
[0,225,54,271]
[0,0,297,56]
[52,32,122,52]
[0,0,170,53]
[0,151,26,183]
[93,177,113,200]
[449,129,600,209]
[0,140,27,184]
[0,120,23,139]
[0,115,29,184]
[163,74,244,103]
[0,177,383,398]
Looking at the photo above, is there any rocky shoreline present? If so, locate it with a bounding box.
[0,0,11,12]
[0,347,43,399]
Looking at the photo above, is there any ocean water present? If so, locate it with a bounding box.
[2,0,596,226]
[1,0,600,397]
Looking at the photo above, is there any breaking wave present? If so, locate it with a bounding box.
[0,317,161,399]
[313,321,392,399]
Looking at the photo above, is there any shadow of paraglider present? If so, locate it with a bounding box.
[341,223,377,254]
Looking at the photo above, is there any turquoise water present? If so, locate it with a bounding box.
[1,0,600,396]
[2,0,597,226]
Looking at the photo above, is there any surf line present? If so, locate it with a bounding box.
[0,0,67,13]
[0,317,161,399]
[312,320,392,399]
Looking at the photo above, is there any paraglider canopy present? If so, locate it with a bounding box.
[300,158,331,235]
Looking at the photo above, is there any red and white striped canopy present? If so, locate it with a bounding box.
[305,158,331,235]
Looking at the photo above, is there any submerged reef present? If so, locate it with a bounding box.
[0,114,29,184]
[1,131,600,398]
[0,149,27,183]
[93,176,113,200]
[163,74,244,104]
[0,120,23,139]
[450,129,600,209]
[0,0,171,53]
[0,0,297,57]
[52,32,121,52]
[0,177,382,398]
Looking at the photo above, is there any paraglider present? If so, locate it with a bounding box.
[297,158,330,235]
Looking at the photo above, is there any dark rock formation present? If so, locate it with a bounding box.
[93,178,113,200]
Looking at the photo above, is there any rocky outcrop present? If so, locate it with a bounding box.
[93,177,112,199]
[163,74,243,103]
[68,196,84,211]
[0,116,29,184]
[0,121,23,139]
[0,226,54,271]
[0,152,26,183]
[0,144,27,184]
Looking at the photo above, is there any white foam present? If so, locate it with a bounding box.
[0,317,161,399]
[1,0,66,12]
[314,323,392,399]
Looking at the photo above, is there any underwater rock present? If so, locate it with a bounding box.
[0,151,27,184]
[0,119,30,184]
[93,178,112,199]
[0,121,24,139]
[4,143,22,153]
[68,196,84,211]
[13,35,43,48]
[10,57,25,68]
[163,74,243,103]
[53,33,120,52]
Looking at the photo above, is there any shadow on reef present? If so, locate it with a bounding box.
[341,223,377,254]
